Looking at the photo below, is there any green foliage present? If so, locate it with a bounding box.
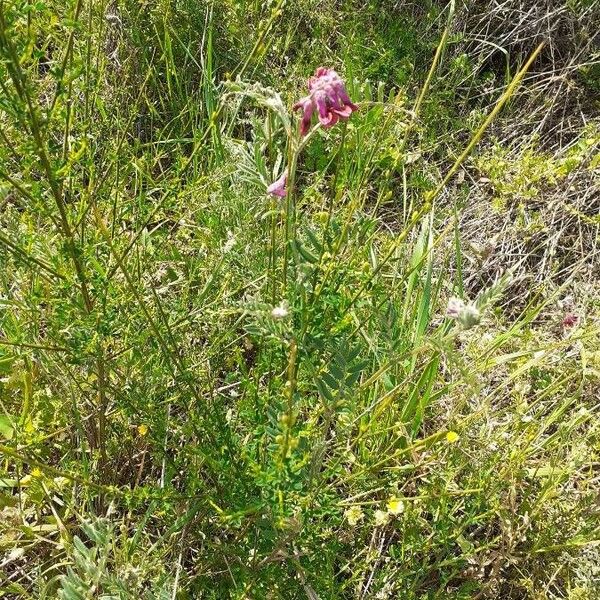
[476,129,600,207]
[0,0,598,598]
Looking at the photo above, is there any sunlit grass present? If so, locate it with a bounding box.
[0,1,598,598]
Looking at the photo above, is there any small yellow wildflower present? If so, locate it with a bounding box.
[374,509,389,526]
[344,505,364,526]
[137,424,149,436]
[446,431,460,444]
[31,467,43,478]
[314,211,329,224]
[387,497,405,515]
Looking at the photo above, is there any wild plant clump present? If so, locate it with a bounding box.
[0,1,598,598]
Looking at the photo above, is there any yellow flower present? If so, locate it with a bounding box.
[344,506,364,526]
[314,211,329,224]
[31,467,43,478]
[137,424,149,436]
[446,431,460,444]
[387,497,405,515]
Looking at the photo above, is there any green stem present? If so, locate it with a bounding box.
[324,122,347,239]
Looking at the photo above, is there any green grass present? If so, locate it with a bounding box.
[0,0,599,598]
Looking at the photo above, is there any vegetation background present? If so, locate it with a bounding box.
[0,0,599,597]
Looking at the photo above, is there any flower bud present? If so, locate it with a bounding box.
[459,304,481,329]
[446,297,481,330]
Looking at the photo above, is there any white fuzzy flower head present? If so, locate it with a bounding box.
[344,505,364,526]
[374,509,389,527]
[459,304,481,329]
[271,301,289,319]
[446,297,481,329]
[446,297,465,318]
[222,231,236,253]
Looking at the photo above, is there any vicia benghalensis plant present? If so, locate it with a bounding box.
[225,67,357,298]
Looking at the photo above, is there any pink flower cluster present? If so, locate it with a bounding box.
[293,67,358,136]
[266,67,356,197]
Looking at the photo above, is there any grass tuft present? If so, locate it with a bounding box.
[0,0,598,598]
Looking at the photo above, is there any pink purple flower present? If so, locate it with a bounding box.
[293,67,358,136]
[446,297,465,318]
[267,169,287,197]
[562,313,579,328]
